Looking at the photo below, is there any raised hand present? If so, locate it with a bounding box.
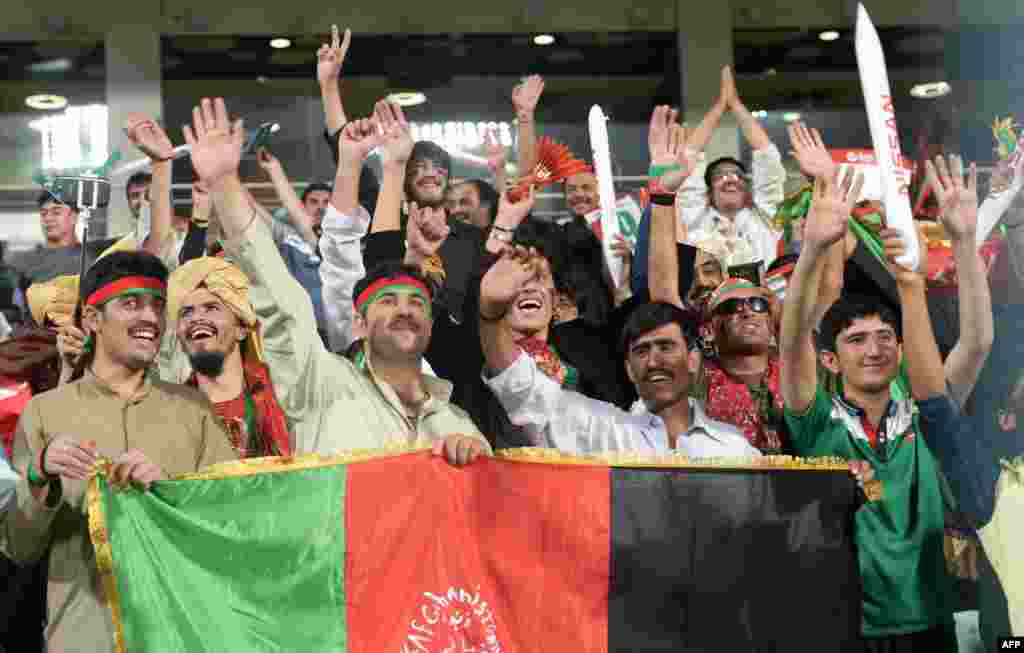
[925,154,978,242]
[124,113,175,161]
[255,147,282,174]
[788,121,837,181]
[511,75,545,118]
[373,100,414,168]
[881,227,927,289]
[494,185,535,229]
[480,246,544,315]
[407,202,450,261]
[484,127,507,176]
[338,117,383,168]
[803,168,863,253]
[183,98,245,187]
[647,105,695,192]
[720,66,739,109]
[316,24,351,86]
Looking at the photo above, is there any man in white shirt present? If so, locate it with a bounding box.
[479,247,757,457]
[675,67,785,268]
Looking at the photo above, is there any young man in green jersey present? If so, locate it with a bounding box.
[779,166,972,651]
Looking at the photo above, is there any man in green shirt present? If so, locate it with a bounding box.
[779,170,958,650]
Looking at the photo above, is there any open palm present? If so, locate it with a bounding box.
[512,75,545,116]
[803,169,862,251]
[124,114,175,161]
[183,98,244,186]
[925,154,978,241]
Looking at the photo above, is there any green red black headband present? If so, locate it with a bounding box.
[86,276,167,308]
[354,275,432,315]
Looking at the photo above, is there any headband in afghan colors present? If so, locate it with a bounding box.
[354,276,432,315]
[85,276,166,308]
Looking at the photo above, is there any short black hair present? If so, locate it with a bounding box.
[37,191,78,210]
[620,301,697,355]
[353,261,435,308]
[301,182,332,203]
[80,250,169,306]
[462,179,499,225]
[704,156,748,189]
[126,172,153,197]
[817,294,900,353]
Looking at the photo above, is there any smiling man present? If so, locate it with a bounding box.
[7,194,120,291]
[167,257,291,458]
[1,250,236,652]
[479,246,758,457]
[780,170,960,648]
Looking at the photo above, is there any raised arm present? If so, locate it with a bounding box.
[780,170,862,412]
[123,114,175,259]
[685,67,731,155]
[512,75,544,175]
[479,247,545,375]
[927,155,993,406]
[256,147,318,250]
[371,101,414,234]
[185,98,363,418]
[647,105,697,306]
[484,127,508,194]
[484,186,535,256]
[317,25,352,136]
[319,118,382,352]
[788,121,845,320]
[881,228,946,400]
[723,66,771,152]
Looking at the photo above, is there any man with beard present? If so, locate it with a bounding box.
[445,179,499,230]
[0,250,236,652]
[676,66,784,268]
[167,257,291,458]
[368,101,485,324]
[184,96,489,464]
[780,167,971,649]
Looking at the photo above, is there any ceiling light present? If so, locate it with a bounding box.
[533,34,556,46]
[269,38,292,49]
[25,94,68,110]
[387,91,427,107]
[910,81,951,99]
[752,110,768,119]
[819,30,840,42]
[27,58,73,73]
[782,112,802,122]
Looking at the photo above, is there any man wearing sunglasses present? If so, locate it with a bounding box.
[693,278,787,453]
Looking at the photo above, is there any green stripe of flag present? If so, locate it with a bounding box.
[99,464,348,652]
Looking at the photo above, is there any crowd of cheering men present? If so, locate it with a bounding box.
[0,24,1023,652]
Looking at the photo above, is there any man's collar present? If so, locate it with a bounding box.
[82,367,155,403]
[362,346,453,405]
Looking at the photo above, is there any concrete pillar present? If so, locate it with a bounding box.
[105,22,163,238]
[677,0,739,161]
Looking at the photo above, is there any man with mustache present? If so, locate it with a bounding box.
[445,179,499,230]
[166,257,291,458]
[0,250,236,652]
[184,97,489,464]
[676,66,784,268]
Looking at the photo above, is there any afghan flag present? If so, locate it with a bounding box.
[88,449,866,652]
